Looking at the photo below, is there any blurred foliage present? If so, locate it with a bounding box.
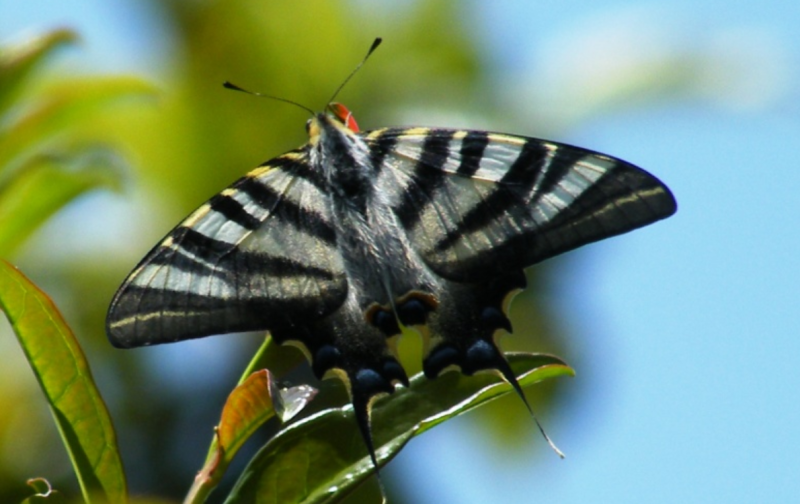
[0,27,150,503]
[0,29,150,257]
[3,0,705,502]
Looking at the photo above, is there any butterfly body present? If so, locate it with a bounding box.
[107,104,676,470]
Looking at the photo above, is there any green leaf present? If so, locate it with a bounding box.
[185,369,317,504]
[225,353,573,504]
[215,370,317,461]
[0,148,123,255]
[0,261,127,504]
[0,76,154,177]
[0,28,77,117]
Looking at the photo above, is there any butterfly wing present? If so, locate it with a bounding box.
[363,126,675,404]
[106,149,348,348]
[367,128,676,283]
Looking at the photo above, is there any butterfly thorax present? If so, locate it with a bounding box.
[308,113,435,322]
[310,113,375,210]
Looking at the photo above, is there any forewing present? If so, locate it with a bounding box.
[106,149,347,348]
[366,128,676,282]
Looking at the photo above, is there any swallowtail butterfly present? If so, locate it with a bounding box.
[106,38,676,481]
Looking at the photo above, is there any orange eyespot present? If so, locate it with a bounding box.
[328,102,360,132]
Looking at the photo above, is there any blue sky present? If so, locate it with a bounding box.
[3,1,800,503]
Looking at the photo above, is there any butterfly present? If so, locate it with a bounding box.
[106,38,676,483]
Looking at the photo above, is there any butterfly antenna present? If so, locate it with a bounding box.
[222,81,315,116]
[495,359,565,459]
[327,37,382,105]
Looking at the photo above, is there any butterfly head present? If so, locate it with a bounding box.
[307,103,358,137]
[327,102,360,131]
[306,107,365,160]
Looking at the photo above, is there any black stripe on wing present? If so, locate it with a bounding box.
[236,172,337,247]
[260,152,327,193]
[392,130,455,230]
[108,284,343,348]
[235,176,280,214]
[368,128,401,177]
[144,229,339,281]
[208,194,261,230]
[455,130,490,177]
